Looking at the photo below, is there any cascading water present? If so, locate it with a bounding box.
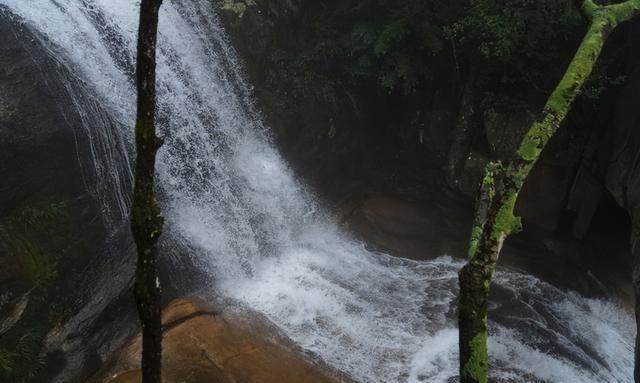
[0,1,635,382]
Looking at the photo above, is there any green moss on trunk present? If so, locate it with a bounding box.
[457,2,640,382]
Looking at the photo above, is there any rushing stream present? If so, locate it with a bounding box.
[0,1,635,382]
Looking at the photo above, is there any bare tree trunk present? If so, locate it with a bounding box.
[457,1,640,382]
[131,1,164,383]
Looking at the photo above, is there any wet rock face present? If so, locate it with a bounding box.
[606,65,640,246]
[88,298,351,383]
[601,25,640,358]
[0,11,85,211]
[0,10,132,383]
[0,9,74,310]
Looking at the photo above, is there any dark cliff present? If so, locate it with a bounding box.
[219,0,640,304]
[0,10,138,382]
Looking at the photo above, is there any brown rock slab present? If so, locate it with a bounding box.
[87,298,351,383]
[334,194,469,260]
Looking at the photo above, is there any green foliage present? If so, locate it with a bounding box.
[0,331,45,383]
[0,350,16,375]
[23,254,57,287]
[274,0,458,95]
[0,202,85,382]
[269,0,588,98]
[0,202,68,286]
[267,49,338,103]
[448,0,581,61]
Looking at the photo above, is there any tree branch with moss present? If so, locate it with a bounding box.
[457,1,640,382]
[131,0,164,382]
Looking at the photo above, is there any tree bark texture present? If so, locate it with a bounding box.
[457,1,640,382]
[131,1,164,383]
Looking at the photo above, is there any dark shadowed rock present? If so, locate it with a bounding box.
[334,194,470,259]
[0,9,135,383]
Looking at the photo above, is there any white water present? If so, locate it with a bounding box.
[0,1,635,382]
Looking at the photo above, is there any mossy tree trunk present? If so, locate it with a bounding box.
[457,1,640,382]
[131,1,164,383]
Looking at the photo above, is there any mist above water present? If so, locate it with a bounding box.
[0,1,634,382]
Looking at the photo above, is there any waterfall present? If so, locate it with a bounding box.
[0,1,635,382]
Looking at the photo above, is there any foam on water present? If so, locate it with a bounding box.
[0,1,635,382]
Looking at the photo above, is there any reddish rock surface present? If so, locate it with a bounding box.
[87,298,351,383]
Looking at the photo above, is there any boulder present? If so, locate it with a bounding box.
[87,298,352,383]
[334,194,470,259]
